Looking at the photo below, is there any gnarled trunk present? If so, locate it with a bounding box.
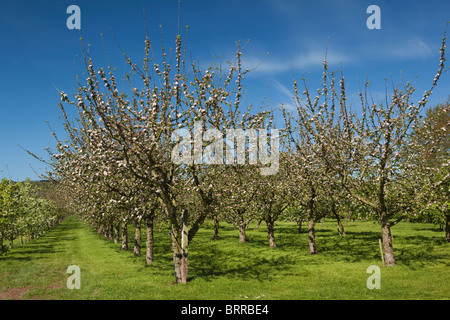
[266,220,276,248]
[337,217,346,237]
[445,213,450,243]
[297,218,303,233]
[181,209,189,283]
[121,220,128,250]
[134,217,141,256]
[381,217,395,266]
[331,202,346,237]
[212,216,219,240]
[307,192,317,254]
[107,222,114,241]
[308,216,317,254]
[171,209,189,284]
[145,214,154,264]
[238,215,248,243]
[114,222,120,244]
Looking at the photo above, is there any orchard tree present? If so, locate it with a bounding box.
[48,107,159,261]
[51,27,270,284]
[0,178,21,250]
[0,178,58,253]
[251,153,298,248]
[216,165,259,243]
[281,202,307,234]
[282,91,330,255]
[287,28,447,266]
[410,100,450,241]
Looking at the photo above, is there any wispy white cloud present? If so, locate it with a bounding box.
[381,36,434,59]
[271,79,297,111]
[242,48,352,75]
[257,35,434,74]
[242,55,289,73]
[293,50,351,69]
[272,78,293,97]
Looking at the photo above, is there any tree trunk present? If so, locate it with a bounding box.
[297,218,303,233]
[114,223,120,244]
[171,209,189,284]
[212,216,219,240]
[181,209,189,283]
[171,228,183,284]
[101,224,107,239]
[381,217,395,266]
[445,212,450,243]
[121,220,128,250]
[308,216,317,254]
[134,217,141,256]
[337,216,346,237]
[331,202,346,237]
[266,220,276,248]
[108,222,114,241]
[307,194,317,254]
[378,163,395,266]
[145,214,154,264]
[238,215,248,243]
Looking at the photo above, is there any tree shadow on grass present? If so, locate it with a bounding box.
[401,235,447,246]
[395,239,450,269]
[0,222,77,262]
[130,232,303,283]
[86,220,450,283]
[271,226,380,260]
[412,226,445,232]
[307,229,449,267]
[10,244,61,255]
[188,245,297,282]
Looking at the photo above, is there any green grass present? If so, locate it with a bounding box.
[0,216,449,300]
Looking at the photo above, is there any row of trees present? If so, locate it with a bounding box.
[41,25,449,283]
[0,179,61,254]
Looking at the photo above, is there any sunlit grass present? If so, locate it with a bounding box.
[0,216,448,300]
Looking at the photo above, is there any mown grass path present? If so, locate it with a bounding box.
[1,216,449,299]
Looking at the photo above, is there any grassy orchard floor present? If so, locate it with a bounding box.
[0,216,449,300]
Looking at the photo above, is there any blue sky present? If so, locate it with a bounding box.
[1,0,449,181]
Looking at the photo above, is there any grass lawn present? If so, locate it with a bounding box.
[0,215,449,300]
